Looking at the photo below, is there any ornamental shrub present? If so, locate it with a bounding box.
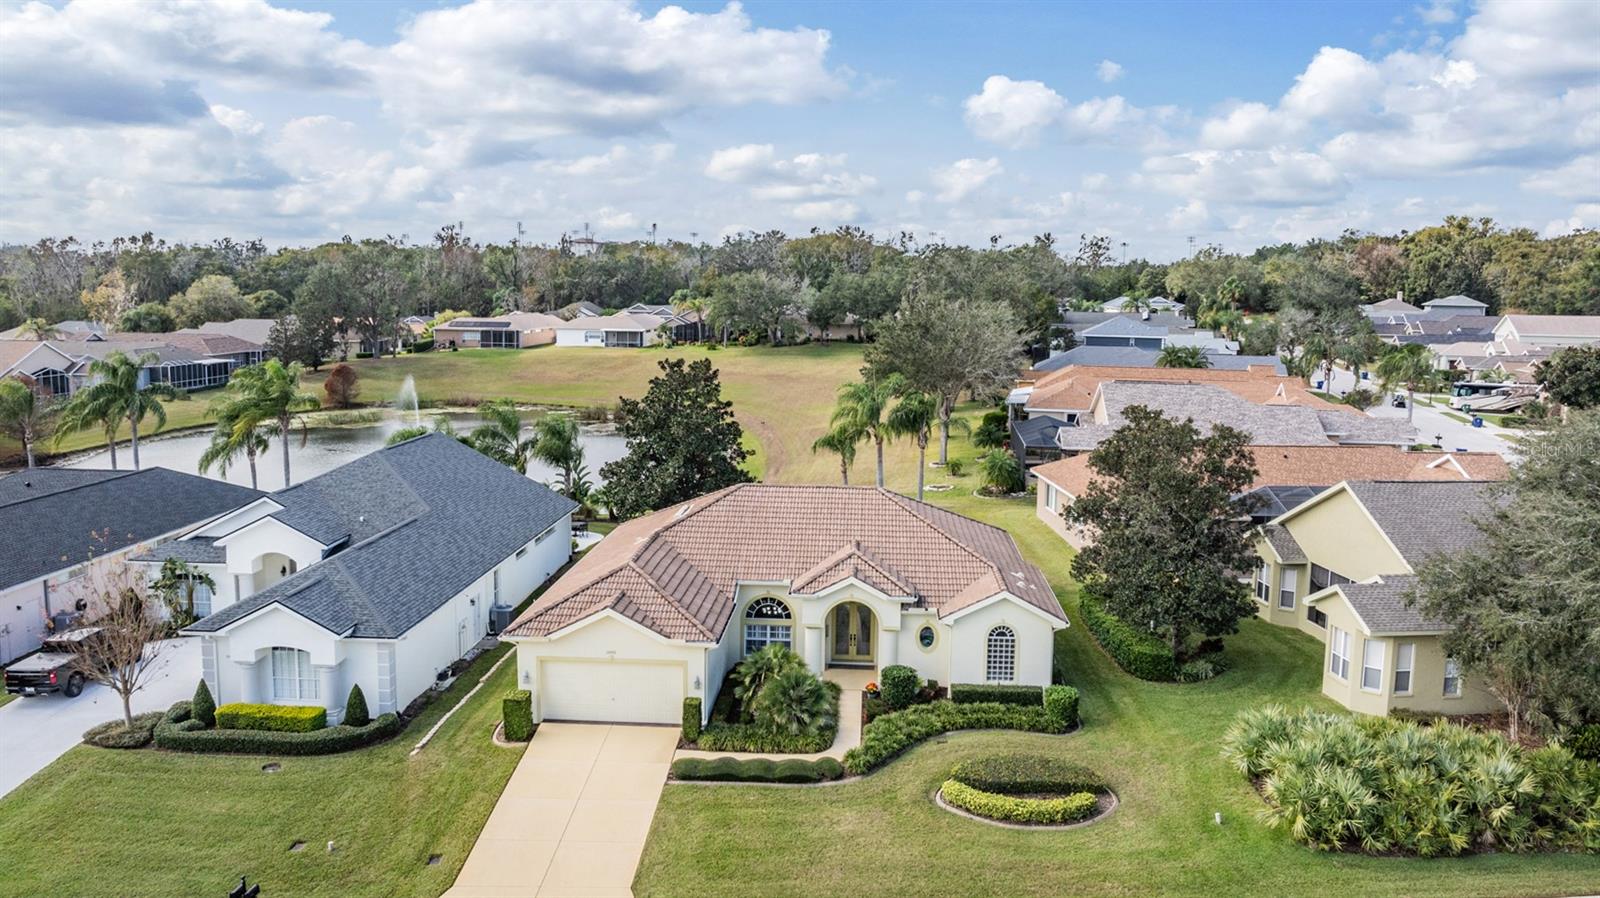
[681,697,702,742]
[1567,724,1600,762]
[843,700,1072,775]
[215,703,327,733]
[1221,705,1600,856]
[344,684,370,728]
[669,756,844,783]
[1043,685,1080,730]
[155,704,402,755]
[949,754,1104,794]
[753,669,835,737]
[191,678,216,728]
[879,665,919,710]
[1078,595,1177,681]
[941,779,1100,825]
[502,689,534,742]
[83,712,164,749]
[950,683,1042,706]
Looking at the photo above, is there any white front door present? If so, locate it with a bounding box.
[540,659,684,724]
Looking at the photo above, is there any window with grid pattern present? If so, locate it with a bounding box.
[743,598,793,655]
[986,626,1016,682]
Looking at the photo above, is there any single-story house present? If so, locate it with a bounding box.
[1492,314,1600,350]
[1360,296,1424,320]
[153,434,577,723]
[1033,445,1508,549]
[190,318,280,346]
[555,301,605,319]
[0,337,251,396]
[432,312,564,349]
[1252,480,1501,717]
[1010,363,1314,422]
[0,468,261,665]
[1421,295,1488,318]
[1030,345,1286,376]
[503,483,1067,725]
[1098,296,1185,313]
[0,319,106,340]
[552,312,667,348]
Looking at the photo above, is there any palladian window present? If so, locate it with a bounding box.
[743,598,793,655]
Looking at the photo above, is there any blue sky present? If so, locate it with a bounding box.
[1,0,1595,259]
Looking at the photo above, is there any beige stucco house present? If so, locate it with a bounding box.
[503,484,1067,725]
[1252,480,1501,717]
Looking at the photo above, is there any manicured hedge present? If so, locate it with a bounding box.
[502,690,534,742]
[843,692,1079,776]
[1043,685,1079,728]
[682,697,702,742]
[949,754,1106,795]
[155,702,402,755]
[215,702,327,733]
[191,679,216,728]
[880,665,919,710]
[83,712,165,749]
[1078,595,1177,682]
[941,779,1100,825]
[694,722,834,754]
[671,756,845,783]
[951,683,1043,706]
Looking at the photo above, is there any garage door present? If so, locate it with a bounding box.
[540,659,684,724]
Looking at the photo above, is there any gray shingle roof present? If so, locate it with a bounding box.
[1314,411,1417,445]
[133,536,225,565]
[1344,481,1496,566]
[0,468,261,590]
[1260,523,1307,563]
[1013,415,1068,449]
[186,434,578,638]
[1325,575,1449,635]
[1033,346,1285,374]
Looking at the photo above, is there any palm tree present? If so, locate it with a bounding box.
[811,422,863,486]
[1376,343,1436,423]
[830,374,903,487]
[386,415,466,447]
[14,318,59,341]
[0,377,55,468]
[59,350,179,470]
[884,388,940,501]
[225,360,320,488]
[672,293,710,342]
[1340,330,1383,387]
[469,399,536,473]
[529,412,584,494]
[1118,296,1152,314]
[1156,345,1211,369]
[197,419,270,488]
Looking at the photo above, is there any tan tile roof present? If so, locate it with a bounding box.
[1023,364,1338,413]
[506,484,1064,641]
[1032,445,1510,499]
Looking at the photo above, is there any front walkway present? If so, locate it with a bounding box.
[443,723,678,898]
[672,666,873,763]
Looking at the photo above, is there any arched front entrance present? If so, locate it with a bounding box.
[252,553,299,594]
[828,601,875,668]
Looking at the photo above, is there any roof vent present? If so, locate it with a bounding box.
[673,503,694,519]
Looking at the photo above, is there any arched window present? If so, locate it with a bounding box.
[985,626,1016,682]
[744,598,793,655]
[270,647,319,701]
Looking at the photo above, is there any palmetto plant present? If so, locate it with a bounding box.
[978,447,1024,495]
[58,350,179,470]
[1221,705,1600,856]
[753,668,836,737]
[734,644,807,717]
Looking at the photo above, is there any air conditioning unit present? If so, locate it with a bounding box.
[489,605,514,635]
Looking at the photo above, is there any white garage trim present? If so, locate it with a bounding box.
[538,657,686,725]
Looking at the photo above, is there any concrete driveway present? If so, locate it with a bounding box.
[444,723,678,898]
[0,637,198,799]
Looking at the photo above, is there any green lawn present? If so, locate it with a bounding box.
[635,478,1600,897]
[0,646,523,898]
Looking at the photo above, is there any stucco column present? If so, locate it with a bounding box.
[804,625,825,673]
[880,629,899,668]
[234,660,259,703]
[316,665,341,722]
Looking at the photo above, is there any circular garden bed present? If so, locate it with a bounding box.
[935,754,1116,829]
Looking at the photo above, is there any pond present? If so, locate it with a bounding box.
[59,411,627,492]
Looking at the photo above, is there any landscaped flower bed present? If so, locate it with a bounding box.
[937,753,1112,826]
[154,700,403,756]
[684,646,842,754]
[1222,705,1600,856]
[843,685,1080,775]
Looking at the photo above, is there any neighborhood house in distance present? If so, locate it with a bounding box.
[1252,480,1504,717]
[143,434,577,722]
[504,483,1067,725]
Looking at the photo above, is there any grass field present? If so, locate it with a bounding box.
[0,645,523,898]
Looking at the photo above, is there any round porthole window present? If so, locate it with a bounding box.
[918,626,936,649]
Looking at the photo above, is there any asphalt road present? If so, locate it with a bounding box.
[0,638,198,799]
[1322,367,1520,458]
